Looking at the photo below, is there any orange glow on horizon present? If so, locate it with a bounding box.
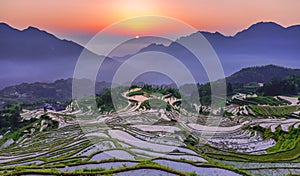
[1,0,300,38]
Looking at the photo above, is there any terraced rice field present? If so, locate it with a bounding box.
[1,89,300,175]
[0,120,240,175]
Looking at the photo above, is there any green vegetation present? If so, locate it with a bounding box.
[226,74,300,102]
[0,104,39,135]
[285,174,300,176]
[0,104,22,134]
[2,79,300,175]
[1,159,203,176]
[206,125,300,163]
[206,141,300,162]
[148,99,167,109]
[141,84,181,99]
[139,99,167,110]
[230,96,288,106]
[139,100,151,110]
[249,105,298,117]
[0,79,110,107]
[247,96,288,105]
[226,65,300,85]
[0,114,58,147]
[127,90,144,97]
[184,135,198,146]
[192,81,229,106]
[39,115,59,130]
[96,87,128,112]
[250,125,300,153]
[259,75,300,96]
[96,90,114,113]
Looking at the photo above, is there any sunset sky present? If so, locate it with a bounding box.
[1,0,300,44]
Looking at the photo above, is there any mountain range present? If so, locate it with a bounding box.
[137,22,300,80]
[0,21,300,88]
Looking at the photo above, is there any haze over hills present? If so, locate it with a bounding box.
[0,78,111,109]
[1,22,300,88]
[0,23,119,88]
[141,22,300,77]
[0,23,83,87]
[1,64,300,108]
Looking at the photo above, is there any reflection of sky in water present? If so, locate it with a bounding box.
[154,159,241,176]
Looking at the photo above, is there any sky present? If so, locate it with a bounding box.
[1,0,300,45]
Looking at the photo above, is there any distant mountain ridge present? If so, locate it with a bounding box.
[0,23,86,88]
[0,23,119,88]
[140,22,300,77]
[1,21,300,88]
[0,23,82,59]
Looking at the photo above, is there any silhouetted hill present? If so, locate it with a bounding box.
[0,23,119,88]
[138,22,300,78]
[1,21,300,87]
[226,65,300,84]
[0,23,82,59]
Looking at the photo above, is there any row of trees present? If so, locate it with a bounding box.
[195,75,300,106]
[259,75,300,96]
[0,105,23,134]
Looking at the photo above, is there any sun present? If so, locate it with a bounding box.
[115,0,157,19]
[135,35,140,39]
